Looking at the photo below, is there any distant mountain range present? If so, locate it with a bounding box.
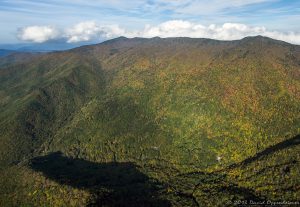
[0,36,299,206]
[0,49,15,57]
[0,41,101,55]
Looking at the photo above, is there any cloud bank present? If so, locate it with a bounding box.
[65,21,126,43]
[17,26,60,43]
[17,20,300,44]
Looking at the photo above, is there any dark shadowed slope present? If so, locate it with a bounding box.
[30,152,170,206]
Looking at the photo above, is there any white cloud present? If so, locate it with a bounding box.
[64,21,126,43]
[17,20,300,45]
[65,21,101,43]
[17,26,60,43]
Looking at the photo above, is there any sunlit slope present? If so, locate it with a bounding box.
[48,36,299,170]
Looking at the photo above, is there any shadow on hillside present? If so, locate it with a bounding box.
[178,134,300,204]
[177,170,262,203]
[30,152,170,207]
[228,134,300,169]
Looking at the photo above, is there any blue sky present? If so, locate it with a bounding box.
[0,0,300,44]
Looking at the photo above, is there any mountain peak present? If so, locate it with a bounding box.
[240,35,290,45]
[115,36,128,40]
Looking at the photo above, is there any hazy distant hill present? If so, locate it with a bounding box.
[0,49,15,57]
[0,36,299,206]
[0,41,99,53]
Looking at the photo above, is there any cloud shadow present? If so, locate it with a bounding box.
[30,152,171,206]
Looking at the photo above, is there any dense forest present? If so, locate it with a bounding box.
[0,36,299,206]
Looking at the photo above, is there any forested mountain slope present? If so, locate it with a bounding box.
[0,36,299,206]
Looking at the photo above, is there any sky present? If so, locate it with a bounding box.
[0,0,300,45]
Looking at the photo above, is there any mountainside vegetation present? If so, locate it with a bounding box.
[0,36,299,206]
